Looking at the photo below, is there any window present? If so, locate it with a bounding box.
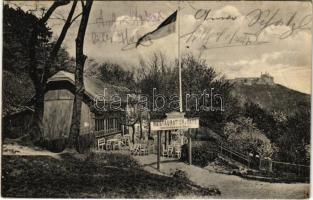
[95,116,121,132]
[95,118,104,131]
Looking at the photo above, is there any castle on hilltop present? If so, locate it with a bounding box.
[231,72,274,85]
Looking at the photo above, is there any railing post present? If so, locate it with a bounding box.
[164,130,167,149]
[157,131,161,171]
[248,157,250,168]
[188,129,192,165]
[268,159,272,172]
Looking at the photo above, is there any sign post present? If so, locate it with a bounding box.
[151,118,199,131]
[188,129,192,165]
[151,112,199,171]
[157,131,161,170]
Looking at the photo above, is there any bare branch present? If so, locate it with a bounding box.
[39,7,46,18]
[80,0,85,8]
[49,17,67,22]
[39,1,69,24]
[54,0,71,7]
[28,0,67,84]
[47,0,78,75]
[70,12,82,24]
[53,10,68,21]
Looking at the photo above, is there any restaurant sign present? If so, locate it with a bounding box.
[151,117,199,131]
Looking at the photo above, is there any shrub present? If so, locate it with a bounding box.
[225,117,274,157]
[75,133,95,154]
[35,138,67,153]
[34,133,96,154]
[180,142,218,167]
[86,152,141,168]
[172,169,189,182]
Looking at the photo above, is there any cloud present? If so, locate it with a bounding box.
[264,51,310,67]
[214,5,242,17]
[22,1,310,93]
[81,11,180,68]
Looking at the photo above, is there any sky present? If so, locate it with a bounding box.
[8,1,313,94]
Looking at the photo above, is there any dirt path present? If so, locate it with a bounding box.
[2,143,62,159]
[134,155,310,199]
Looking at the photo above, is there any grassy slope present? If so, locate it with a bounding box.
[2,153,220,198]
[232,84,310,114]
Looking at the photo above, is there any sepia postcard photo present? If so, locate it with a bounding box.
[1,0,312,198]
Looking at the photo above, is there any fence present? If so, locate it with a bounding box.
[272,160,310,177]
[259,158,272,171]
[219,145,251,167]
[219,145,310,178]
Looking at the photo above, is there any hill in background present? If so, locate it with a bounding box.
[230,79,310,115]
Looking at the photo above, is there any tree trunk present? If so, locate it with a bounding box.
[132,125,135,144]
[68,0,93,149]
[28,0,75,142]
[29,84,45,142]
[139,114,143,139]
[148,119,151,138]
[28,17,44,141]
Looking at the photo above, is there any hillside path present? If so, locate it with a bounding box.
[134,155,310,199]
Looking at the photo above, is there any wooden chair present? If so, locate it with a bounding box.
[140,144,149,156]
[174,145,181,159]
[113,140,122,150]
[123,135,131,146]
[106,141,113,151]
[97,138,106,150]
[130,144,139,155]
[120,140,128,150]
[167,146,174,157]
[162,144,168,157]
[129,144,135,154]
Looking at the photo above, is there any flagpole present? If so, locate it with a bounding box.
[178,1,183,113]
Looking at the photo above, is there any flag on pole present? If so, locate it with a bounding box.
[136,10,177,47]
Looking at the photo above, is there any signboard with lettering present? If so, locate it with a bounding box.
[151,117,199,131]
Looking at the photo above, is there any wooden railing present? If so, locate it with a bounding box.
[219,144,310,178]
[271,160,310,177]
[79,127,122,138]
[93,129,122,138]
[219,145,251,167]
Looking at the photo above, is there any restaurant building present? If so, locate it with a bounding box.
[43,70,129,140]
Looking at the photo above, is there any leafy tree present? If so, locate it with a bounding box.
[244,102,285,143]
[2,4,75,122]
[137,52,178,119]
[223,121,239,139]
[3,1,79,142]
[137,53,238,135]
[224,117,274,157]
[3,4,50,72]
[99,62,136,90]
[2,5,37,115]
[276,108,310,165]
[2,4,73,123]
[53,46,76,73]
[181,54,239,134]
[236,88,310,165]
[2,71,35,116]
